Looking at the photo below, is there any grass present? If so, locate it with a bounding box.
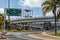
[48,30,60,37]
[0,30,32,32]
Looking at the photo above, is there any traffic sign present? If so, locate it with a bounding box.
[6,8,22,16]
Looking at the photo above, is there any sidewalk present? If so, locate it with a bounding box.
[0,39,6,40]
[0,33,6,40]
[29,32,60,40]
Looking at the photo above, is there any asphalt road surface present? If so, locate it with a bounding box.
[6,32,42,40]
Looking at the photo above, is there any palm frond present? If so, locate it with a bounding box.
[42,0,54,16]
[42,1,50,6]
[42,0,54,6]
[43,5,53,16]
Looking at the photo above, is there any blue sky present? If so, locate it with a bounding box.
[0,0,53,20]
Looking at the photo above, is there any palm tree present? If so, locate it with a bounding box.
[42,0,60,35]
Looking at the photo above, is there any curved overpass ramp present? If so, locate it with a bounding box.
[8,17,60,31]
[10,17,57,23]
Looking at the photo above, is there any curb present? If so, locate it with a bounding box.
[42,32,60,39]
[28,34,44,40]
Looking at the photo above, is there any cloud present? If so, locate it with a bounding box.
[45,11,54,17]
[0,8,4,14]
[18,0,45,8]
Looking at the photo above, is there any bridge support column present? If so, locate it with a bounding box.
[43,21,46,31]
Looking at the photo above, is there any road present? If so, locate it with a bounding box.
[6,32,42,40]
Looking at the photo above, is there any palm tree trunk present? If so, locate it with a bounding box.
[54,12,57,35]
[53,4,57,35]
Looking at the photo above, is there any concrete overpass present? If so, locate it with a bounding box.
[10,17,60,23]
[8,17,60,30]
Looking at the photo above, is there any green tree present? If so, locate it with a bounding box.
[5,20,10,30]
[42,0,60,35]
[5,20,12,30]
[0,14,4,23]
[0,14,4,30]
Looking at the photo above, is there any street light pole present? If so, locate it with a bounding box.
[8,0,10,21]
[1,0,10,38]
[1,8,6,39]
[3,8,6,33]
[2,0,10,34]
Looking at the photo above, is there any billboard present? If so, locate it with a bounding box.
[6,8,21,16]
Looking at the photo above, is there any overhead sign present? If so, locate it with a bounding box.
[6,8,22,16]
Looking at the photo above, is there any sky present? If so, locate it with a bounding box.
[0,0,54,20]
